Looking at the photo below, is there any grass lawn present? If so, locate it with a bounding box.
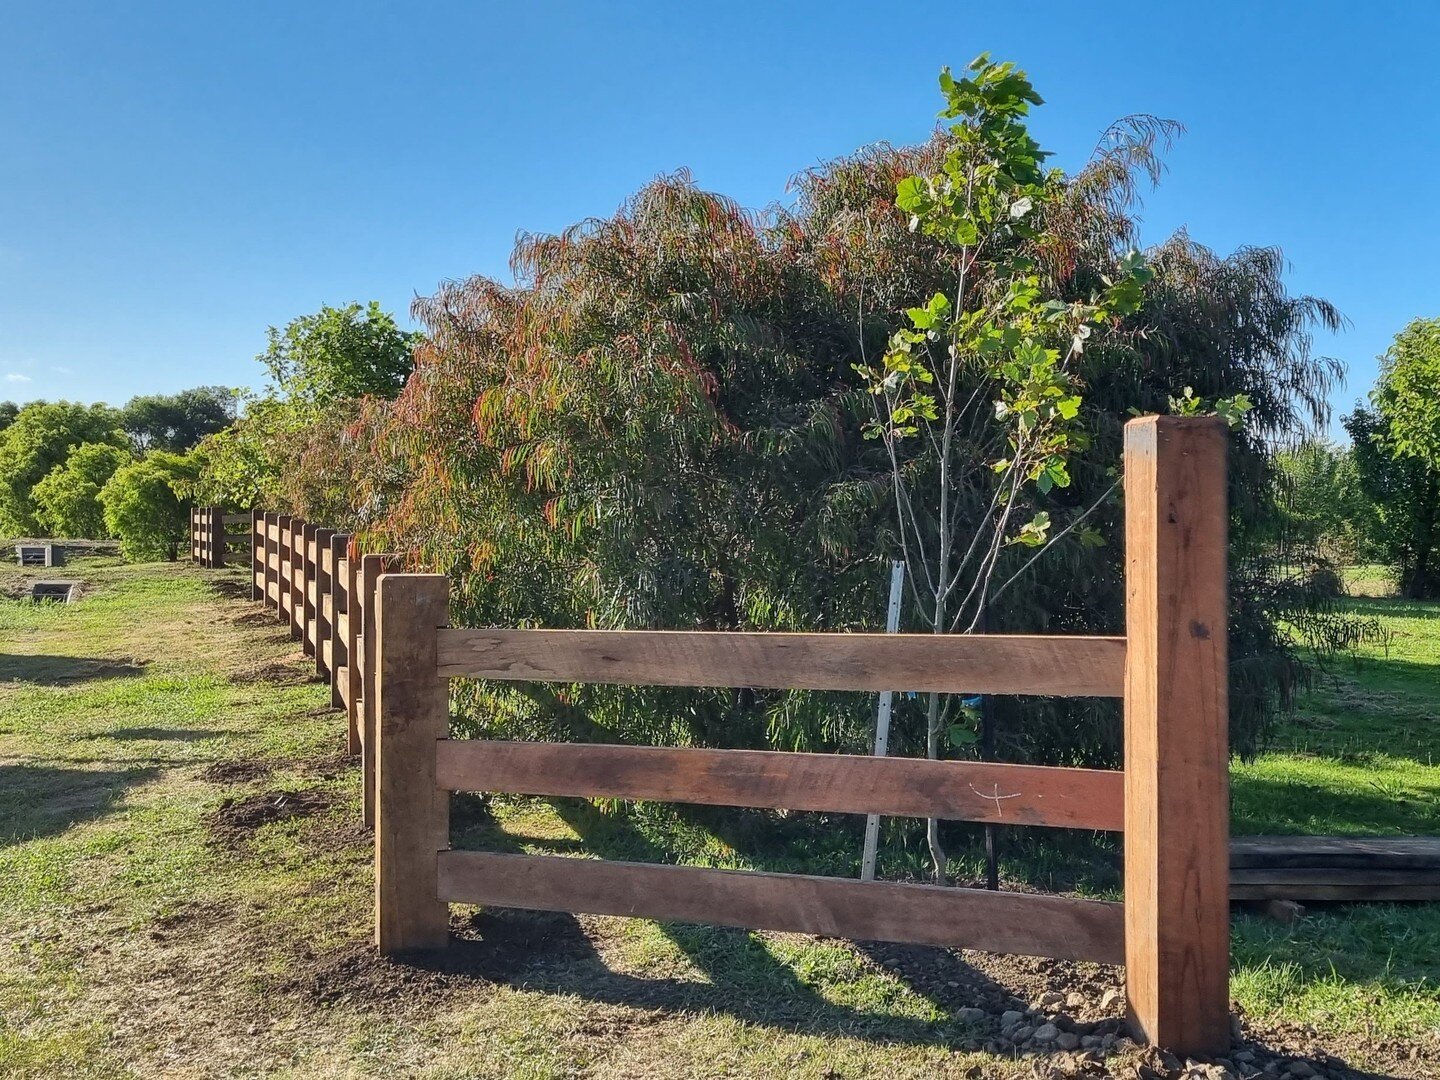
[1,559,1437,1077]
[1230,593,1440,1053]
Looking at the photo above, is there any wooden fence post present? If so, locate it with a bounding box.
[190,507,199,563]
[359,554,395,827]
[302,523,318,657]
[1123,415,1230,1056]
[264,513,279,613]
[250,508,263,600]
[288,517,305,641]
[344,545,363,756]
[314,527,335,677]
[329,533,349,711]
[210,507,226,568]
[374,572,451,953]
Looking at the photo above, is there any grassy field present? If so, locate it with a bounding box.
[1,559,1437,1077]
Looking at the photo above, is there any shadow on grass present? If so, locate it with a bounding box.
[0,654,146,686]
[443,793,992,1048]
[0,763,159,847]
[1232,768,1440,837]
[79,727,230,743]
[1338,596,1440,622]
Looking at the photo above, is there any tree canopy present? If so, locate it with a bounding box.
[120,386,236,452]
[99,452,198,561]
[260,301,417,406]
[1372,317,1440,464]
[0,401,126,535]
[31,442,134,539]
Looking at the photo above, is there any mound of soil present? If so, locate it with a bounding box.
[209,789,330,842]
[230,660,324,687]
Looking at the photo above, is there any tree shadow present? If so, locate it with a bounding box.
[1339,596,1440,622]
[1231,771,1440,837]
[78,727,230,742]
[0,763,160,847]
[0,655,147,686]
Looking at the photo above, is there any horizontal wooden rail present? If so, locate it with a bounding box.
[437,851,1124,965]
[436,741,1124,831]
[435,630,1125,697]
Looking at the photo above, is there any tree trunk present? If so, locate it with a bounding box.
[924,690,947,883]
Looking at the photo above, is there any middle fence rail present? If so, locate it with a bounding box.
[202,414,1231,1058]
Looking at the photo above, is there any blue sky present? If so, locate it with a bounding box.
[2,2,1436,439]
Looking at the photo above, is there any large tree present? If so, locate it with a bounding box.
[120,386,237,452]
[0,401,126,535]
[343,104,1337,773]
[99,452,198,561]
[31,442,133,539]
[194,303,415,512]
[1346,405,1440,598]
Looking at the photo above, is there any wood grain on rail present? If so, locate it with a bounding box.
[437,851,1124,964]
[435,630,1125,697]
[436,741,1123,831]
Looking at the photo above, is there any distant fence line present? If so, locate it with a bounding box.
[189,507,249,569]
[187,415,1233,1057]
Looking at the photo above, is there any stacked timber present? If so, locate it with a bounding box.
[1230,836,1440,901]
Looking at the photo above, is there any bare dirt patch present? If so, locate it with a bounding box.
[209,789,331,842]
[202,758,275,784]
[230,659,325,687]
[207,579,252,601]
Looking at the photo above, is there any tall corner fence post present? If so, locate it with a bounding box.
[1122,415,1231,1057]
[374,572,451,954]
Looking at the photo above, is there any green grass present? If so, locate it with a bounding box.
[2,559,1438,1076]
[1230,593,1440,1046]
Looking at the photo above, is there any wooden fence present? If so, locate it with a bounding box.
[190,507,251,568]
[222,415,1231,1056]
[224,507,400,826]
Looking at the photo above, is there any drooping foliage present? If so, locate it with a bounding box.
[338,94,1340,764]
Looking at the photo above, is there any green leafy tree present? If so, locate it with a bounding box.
[0,401,18,432]
[1346,406,1440,598]
[261,301,417,406]
[195,303,415,512]
[31,442,134,538]
[1373,317,1440,463]
[120,386,237,452]
[0,401,126,535]
[99,452,199,561]
[240,58,1339,883]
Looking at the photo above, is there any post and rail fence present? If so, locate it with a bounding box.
[190,506,251,568]
[190,415,1231,1056]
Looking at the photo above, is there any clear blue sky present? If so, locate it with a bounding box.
[3,2,1436,439]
